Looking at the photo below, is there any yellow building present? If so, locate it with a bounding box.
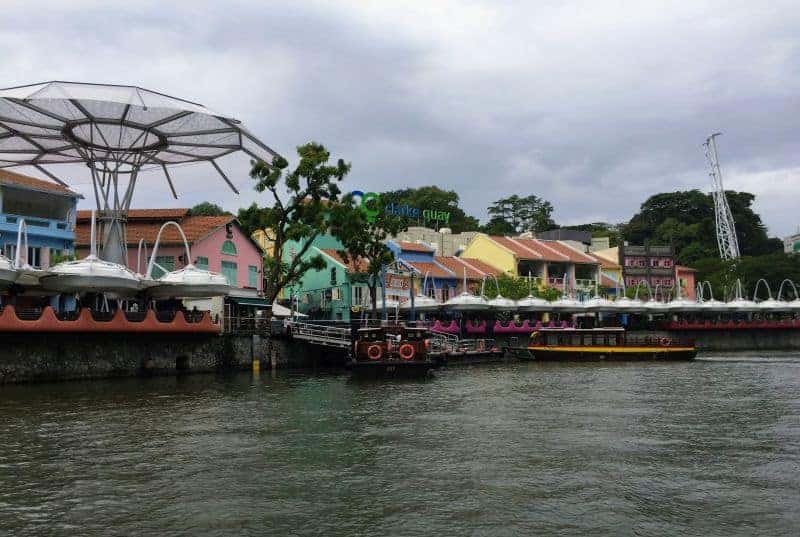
[251,228,275,257]
[460,233,601,291]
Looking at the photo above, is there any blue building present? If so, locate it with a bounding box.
[0,169,81,268]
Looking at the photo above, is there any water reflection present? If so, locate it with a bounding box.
[1,355,799,536]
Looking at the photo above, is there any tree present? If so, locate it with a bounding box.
[188,201,228,216]
[236,202,271,237]
[378,186,480,233]
[622,190,780,258]
[486,194,555,234]
[249,142,351,303]
[330,195,407,315]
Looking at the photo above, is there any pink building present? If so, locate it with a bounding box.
[76,209,263,292]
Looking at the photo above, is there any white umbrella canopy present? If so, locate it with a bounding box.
[517,294,550,312]
[146,264,231,298]
[0,81,280,266]
[756,298,792,312]
[667,297,702,312]
[41,255,141,295]
[548,296,586,312]
[583,295,617,312]
[487,295,517,310]
[643,300,671,314]
[698,298,728,312]
[444,292,489,311]
[399,294,440,311]
[0,253,17,289]
[612,296,647,313]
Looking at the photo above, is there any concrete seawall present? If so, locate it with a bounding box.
[0,333,264,384]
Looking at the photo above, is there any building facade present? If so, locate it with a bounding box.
[459,234,601,291]
[618,244,675,297]
[0,169,81,269]
[386,240,500,301]
[392,226,479,257]
[76,209,263,292]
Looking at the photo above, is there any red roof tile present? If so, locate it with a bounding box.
[586,252,620,269]
[77,208,190,221]
[537,240,598,264]
[490,236,543,259]
[436,256,501,280]
[601,275,619,288]
[395,240,434,252]
[319,248,370,273]
[0,168,80,197]
[676,265,696,272]
[403,261,455,279]
[76,215,234,247]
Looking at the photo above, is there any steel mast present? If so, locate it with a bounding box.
[703,133,740,260]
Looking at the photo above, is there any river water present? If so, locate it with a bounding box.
[1,354,799,536]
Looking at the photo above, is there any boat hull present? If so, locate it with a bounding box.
[347,359,434,379]
[525,345,696,361]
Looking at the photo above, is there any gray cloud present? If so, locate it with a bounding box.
[2,0,798,236]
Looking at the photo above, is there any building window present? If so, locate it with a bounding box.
[441,287,450,302]
[221,240,237,256]
[353,286,364,306]
[331,287,342,301]
[195,256,209,270]
[27,247,42,268]
[248,265,258,288]
[330,267,337,285]
[427,286,436,299]
[221,260,238,286]
[152,255,175,279]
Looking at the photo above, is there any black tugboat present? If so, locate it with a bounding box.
[348,325,435,378]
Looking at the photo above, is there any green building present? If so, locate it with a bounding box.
[283,236,372,321]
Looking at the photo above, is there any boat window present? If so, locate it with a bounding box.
[583,334,593,346]
[570,334,581,346]
[608,334,617,345]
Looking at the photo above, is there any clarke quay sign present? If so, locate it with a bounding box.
[350,191,451,225]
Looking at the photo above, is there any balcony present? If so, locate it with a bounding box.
[0,213,74,240]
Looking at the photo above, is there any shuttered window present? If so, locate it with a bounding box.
[221,260,238,286]
[152,256,175,279]
[248,265,258,288]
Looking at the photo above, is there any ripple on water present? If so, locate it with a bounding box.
[0,360,799,536]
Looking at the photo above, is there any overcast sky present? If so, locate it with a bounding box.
[3,1,799,236]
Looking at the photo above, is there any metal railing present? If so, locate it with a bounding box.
[289,320,352,348]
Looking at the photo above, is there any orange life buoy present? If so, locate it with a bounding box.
[660,337,671,347]
[398,343,416,361]
[367,344,383,360]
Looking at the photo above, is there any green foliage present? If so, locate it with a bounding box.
[480,274,563,301]
[50,252,77,265]
[236,203,271,238]
[378,186,480,233]
[249,142,351,302]
[563,222,621,247]
[622,190,780,262]
[329,194,407,313]
[694,253,800,301]
[188,202,228,216]
[485,194,555,234]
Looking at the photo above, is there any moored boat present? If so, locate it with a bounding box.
[348,325,435,378]
[522,327,696,361]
